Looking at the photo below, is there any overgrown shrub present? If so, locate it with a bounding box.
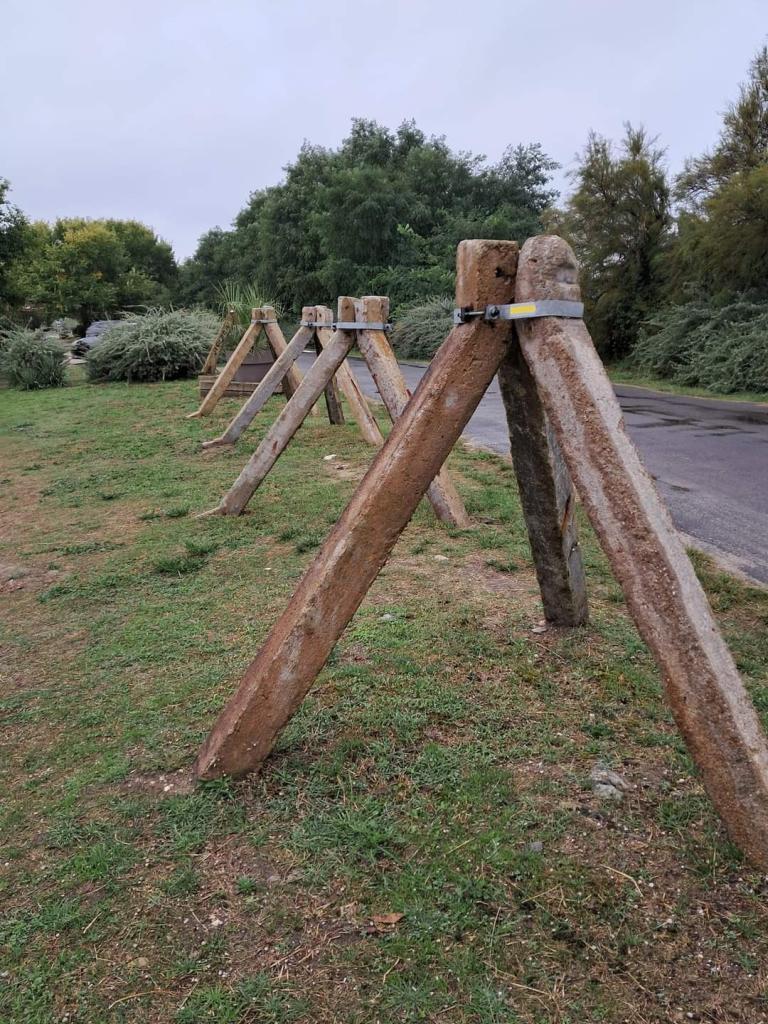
[633,298,768,394]
[0,327,66,389]
[86,308,221,383]
[390,296,453,360]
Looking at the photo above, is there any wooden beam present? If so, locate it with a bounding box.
[201,308,235,375]
[193,240,518,780]
[187,310,262,419]
[262,310,320,416]
[515,234,768,869]
[315,307,384,448]
[315,309,345,426]
[201,312,317,450]
[357,297,469,529]
[498,337,588,624]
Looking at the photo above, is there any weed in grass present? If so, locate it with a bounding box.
[184,537,220,557]
[152,553,205,575]
[161,863,200,896]
[176,975,306,1024]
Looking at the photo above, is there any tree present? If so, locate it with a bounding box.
[0,178,31,312]
[177,227,239,307]
[180,118,559,312]
[18,218,179,329]
[668,46,768,301]
[558,125,671,359]
[676,46,768,209]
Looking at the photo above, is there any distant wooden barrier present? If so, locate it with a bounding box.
[198,300,468,528]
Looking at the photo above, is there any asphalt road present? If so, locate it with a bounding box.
[331,356,768,586]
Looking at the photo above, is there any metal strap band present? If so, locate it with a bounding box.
[250,318,278,325]
[333,321,391,331]
[453,300,584,325]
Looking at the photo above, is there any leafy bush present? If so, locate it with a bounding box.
[633,298,768,393]
[86,308,221,383]
[390,296,453,360]
[0,327,66,389]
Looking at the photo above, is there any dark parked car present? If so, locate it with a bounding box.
[71,320,122,357]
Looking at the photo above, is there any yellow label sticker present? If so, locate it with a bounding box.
[508,303,537,316]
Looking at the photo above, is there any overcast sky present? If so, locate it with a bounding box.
[3,1,766,260]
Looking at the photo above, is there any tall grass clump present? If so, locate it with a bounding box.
[633,298,768,394]
[86,308,221,383]
[390,296,453,360]
[1,327,67,390]
[215,281,285,352]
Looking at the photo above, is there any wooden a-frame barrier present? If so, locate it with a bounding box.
[200,304,379,450]
[187,306,320,420]
[193,236,768,869]
[199,297,470,528]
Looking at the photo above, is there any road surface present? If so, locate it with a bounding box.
[299,354,768,585]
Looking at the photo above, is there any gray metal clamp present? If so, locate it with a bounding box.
[453,300,584,325]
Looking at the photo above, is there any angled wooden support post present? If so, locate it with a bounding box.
[201,309,318,450]
[201,307,236,375]
[315,308,383,447]
[194,240,518,780]
[498,339,588,625]
[314,306,345,425]
[187,309,264,419]
[207,303,360,516]
[262,309,320,416]
[515,235,768,868]
[357,297,469,529]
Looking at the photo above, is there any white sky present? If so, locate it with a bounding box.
[3,0,766,260]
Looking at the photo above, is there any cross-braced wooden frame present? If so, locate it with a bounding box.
[193,236,768,870]
[186,306,319,421]
[199,297,470,528]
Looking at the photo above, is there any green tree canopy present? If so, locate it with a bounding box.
[668,46,768,302]
[676,46,768,209]
[0,178,32,311]
[556,124,672,359]
[179,118,558,311]
[16,217,178,328]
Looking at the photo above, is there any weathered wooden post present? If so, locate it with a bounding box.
[194,240,519,779]
[356,297,469,529]
[261,310,319,414]
[514,235,768,867]
[315,312,383,447]
[314,305,345,425]
[498,338,588,625]
[201,307,236,375]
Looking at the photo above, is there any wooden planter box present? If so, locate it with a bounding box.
[198,348,283,399]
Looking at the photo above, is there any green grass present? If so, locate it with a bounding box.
[607,364,768,404]
[1,373,768,1021]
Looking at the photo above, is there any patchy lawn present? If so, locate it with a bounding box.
[1,376,768,1023]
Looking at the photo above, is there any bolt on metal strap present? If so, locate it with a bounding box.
[333,321,391,331]
[453,300,584,325]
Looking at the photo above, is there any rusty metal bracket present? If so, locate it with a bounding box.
[250,318,278,325]
[453,300,583,325]
[333,321,391,332]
